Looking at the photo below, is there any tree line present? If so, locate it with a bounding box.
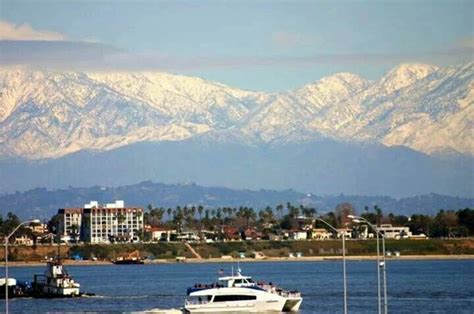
[144,203,474,238]
[0,204,472,241]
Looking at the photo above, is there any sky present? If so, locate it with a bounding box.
[0,0,473,91]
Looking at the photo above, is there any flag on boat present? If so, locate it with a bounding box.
[218,268,224,275]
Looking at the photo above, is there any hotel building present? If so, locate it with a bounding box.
[58,200,144,244]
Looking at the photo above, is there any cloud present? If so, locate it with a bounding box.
[0,37,472,72]
[453,37,474,50]
[0,20,66,41]
[272,31,314,48]
[0,40,121,69]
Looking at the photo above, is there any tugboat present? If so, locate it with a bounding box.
[32,257,81,297]
[113,250,144,265]
[0,278,17,298]
[184,268,302,313]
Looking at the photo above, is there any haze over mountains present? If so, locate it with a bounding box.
[0,63,472,197]
[2,181,473,219]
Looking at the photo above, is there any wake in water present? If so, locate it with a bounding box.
[141,309,184,314]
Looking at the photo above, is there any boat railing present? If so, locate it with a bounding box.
[258,283,300,298]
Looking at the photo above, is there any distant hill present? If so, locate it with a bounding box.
[1,139,473,198]
[1,181,472,220]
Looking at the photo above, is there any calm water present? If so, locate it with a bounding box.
[1,260,473,313]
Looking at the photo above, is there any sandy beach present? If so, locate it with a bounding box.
[4,254,474,267]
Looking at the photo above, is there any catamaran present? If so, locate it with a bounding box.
[184,268,302,313]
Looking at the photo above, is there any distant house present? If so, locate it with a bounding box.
[177,231,200,242]
[289,230,308,241]
[28,223,49,235]
[310,228,333,240]
[242,228,262,241]
[268,233,283,241]
[377,224,412,239]
[222,226,240,241]
[149,226,177,242]
[337,228,352,239]
[297,216,316,231]
[14,235,33,245]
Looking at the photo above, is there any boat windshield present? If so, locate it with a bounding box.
[233,278,255,286]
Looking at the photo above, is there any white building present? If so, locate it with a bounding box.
[377,224,412,239]
[82,200,144,243]
[289,230,308,241]
[59,200,144,244]
[149,227,177,242]
[309,228,333,240]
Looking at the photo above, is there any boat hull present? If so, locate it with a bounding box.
[185,299,286,313]
[33,283,80,297]
[185,287,300,313]
[113,260,144,265]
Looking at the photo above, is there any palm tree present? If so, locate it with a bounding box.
[289,206,300,218]
[374,205,383,226]
[276,204,284,220]
[167,208,172,221]
[240,207,256,228]
[174,206,184,232]
[198,205,204,221]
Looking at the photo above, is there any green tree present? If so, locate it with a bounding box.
[238,207,256,228]
[457,208,474,235]
[374,205,383,226]
[335,203,356,228]
[276,204,284,220]
[47,213,62,236]
[408,214,432,236]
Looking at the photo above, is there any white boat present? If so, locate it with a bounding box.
[184,269,302,313]
[33,258,80,297]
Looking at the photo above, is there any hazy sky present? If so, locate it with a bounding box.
[0,0,473,91]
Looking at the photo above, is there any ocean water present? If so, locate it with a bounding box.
[1,259,473,313]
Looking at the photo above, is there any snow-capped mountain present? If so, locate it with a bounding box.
[0,62,472,159]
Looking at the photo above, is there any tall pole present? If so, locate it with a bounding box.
[382,235,388,314]
[315,218,347,314]
[5,239,8,314]
[376,230,381,314]
[342,230,347,314]
[349,215,385,314]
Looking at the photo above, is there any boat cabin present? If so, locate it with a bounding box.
[217,274,256,288]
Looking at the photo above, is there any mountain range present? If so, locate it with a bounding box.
[1,62,472,158]
[0,63,472,197]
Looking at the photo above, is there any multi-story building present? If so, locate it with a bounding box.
[58,200,144,244]
[58,207,83,243]
[81,200,144,244]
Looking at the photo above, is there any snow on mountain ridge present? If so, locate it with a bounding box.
[378,63,439,93]
[0,63,472,158]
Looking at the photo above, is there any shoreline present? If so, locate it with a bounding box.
[5,254,474,267]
